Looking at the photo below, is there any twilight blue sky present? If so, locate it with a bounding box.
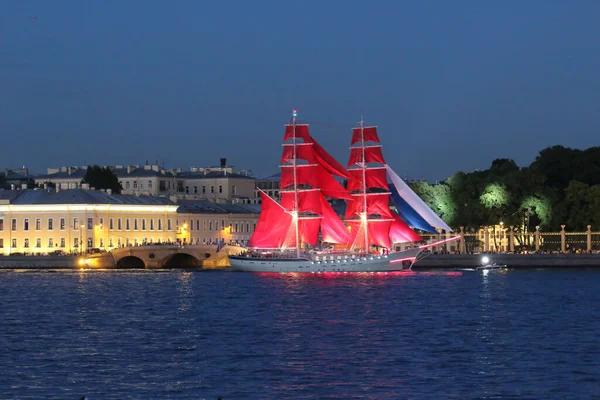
[1,0,599,181]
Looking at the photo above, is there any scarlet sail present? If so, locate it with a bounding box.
[248,120,353,251]
[351,126,380,144]
[345,123,425,250]
[248,192,293,248]
[347,168,389,192]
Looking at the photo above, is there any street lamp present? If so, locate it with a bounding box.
[499,221,504,252]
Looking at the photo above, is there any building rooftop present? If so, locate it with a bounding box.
[177,200,260,214]
[177,170,255,180]
[0,189,175,205]
[257,172,281,181]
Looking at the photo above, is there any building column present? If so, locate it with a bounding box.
[435,228,442,253]
[459,226,465,254]
[484,226,490,252]
[587,225,592,252]
[509,226,515,252]
[535,226,540,252]
[561,225,566,253]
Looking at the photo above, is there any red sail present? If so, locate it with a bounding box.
[309,138,351,179]
[319,195,351,244]
[284,124,310,141]
[351,126,380,144]
[347,146,386,166]
[297,218,321,246]
[280,190,322,215]
[248,192,292,248]
[347,168,389,192]
[280,143,315,164]
[317,166,352,200]
[280,165,317,189]
[389,214,422,243]
[346,193,393,219]
[368,220,392,249]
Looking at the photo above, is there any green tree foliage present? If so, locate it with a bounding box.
[82,166,122,194]
[408,147,600,231]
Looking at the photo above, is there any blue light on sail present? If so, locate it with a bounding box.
[390,184,437,233]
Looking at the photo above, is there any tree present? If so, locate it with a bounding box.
[82,166,122,194]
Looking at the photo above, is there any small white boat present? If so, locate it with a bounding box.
[475,263,507,271]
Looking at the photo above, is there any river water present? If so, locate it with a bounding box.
[1,269,599,399]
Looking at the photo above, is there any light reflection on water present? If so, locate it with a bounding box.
[1,269,600,399]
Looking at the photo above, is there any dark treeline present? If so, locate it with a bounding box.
[410,145,600,232]
[82,165,122,194]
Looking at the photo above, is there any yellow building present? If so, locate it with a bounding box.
[174,200,260,245]
[0,189,178,255]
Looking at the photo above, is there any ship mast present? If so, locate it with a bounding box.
[292,109,300,258]
[360,115,369,253]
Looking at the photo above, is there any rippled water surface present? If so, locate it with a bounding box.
[1,269,600,399]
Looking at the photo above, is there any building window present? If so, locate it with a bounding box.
[99,218,104,229]
[196,220,200,231]
[133,181,138,189]
[221,220,225,230]
[158,219,162,231]
[142,219,146,231]
[87,218,93,230]
[87,238,93,248]
[12,239,17,248]
[246,223,249,232]
[11,219,16,231]
[211,186,214,193]
[219,185,223,193]
[190,220,194,231]
[99,238,104,248]
[48,218,53,230]
[23,218,29,231]
[36,238,41,248]
[150,219,154,230]
[209,221,213,231]
[233,185,236,195]
[126,182,130,189]
[109,238,114,248]
[202,186,206,194]
[126,238,131,247]
[126,219,130,230]
[168,219,172,231]
[0,238,3,248]
[159,181,166,191]
[134,219,138,230]
[140,182,144,189]
[0,218,3,231]
[74,238,79,248]
[48,238,53,248]
[194,186,198,194]
[60,218,65,230]
[35,219,41,230]
[24,238,29,248]
[118,238,122,247]
[148,180,153,189]
[60,238,65,248]
[185,186,189,194]
[73,218,79,230]
[109,218,114,230]
[118,218,122,230]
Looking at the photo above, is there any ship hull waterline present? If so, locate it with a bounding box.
[229,248,421,273]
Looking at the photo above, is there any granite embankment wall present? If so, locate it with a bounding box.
[414,253,600,269]
[2,254,600,270]
[0,255,79,269]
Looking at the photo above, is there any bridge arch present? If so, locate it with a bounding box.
[161,253,201,269]
[116,255,146,269]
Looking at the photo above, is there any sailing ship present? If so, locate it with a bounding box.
[229,111,455,272]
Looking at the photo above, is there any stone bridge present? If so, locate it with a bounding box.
[86,244,246,269]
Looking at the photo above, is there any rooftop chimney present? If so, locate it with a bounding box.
[10,184,15,190]
[220,158,226,168]
[21,184,27,190]
[107,188,112,195]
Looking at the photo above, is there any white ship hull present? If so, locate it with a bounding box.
[229,248,422,273]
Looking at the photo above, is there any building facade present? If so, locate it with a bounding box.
[0,189,178,255]
[175,200,260,245]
